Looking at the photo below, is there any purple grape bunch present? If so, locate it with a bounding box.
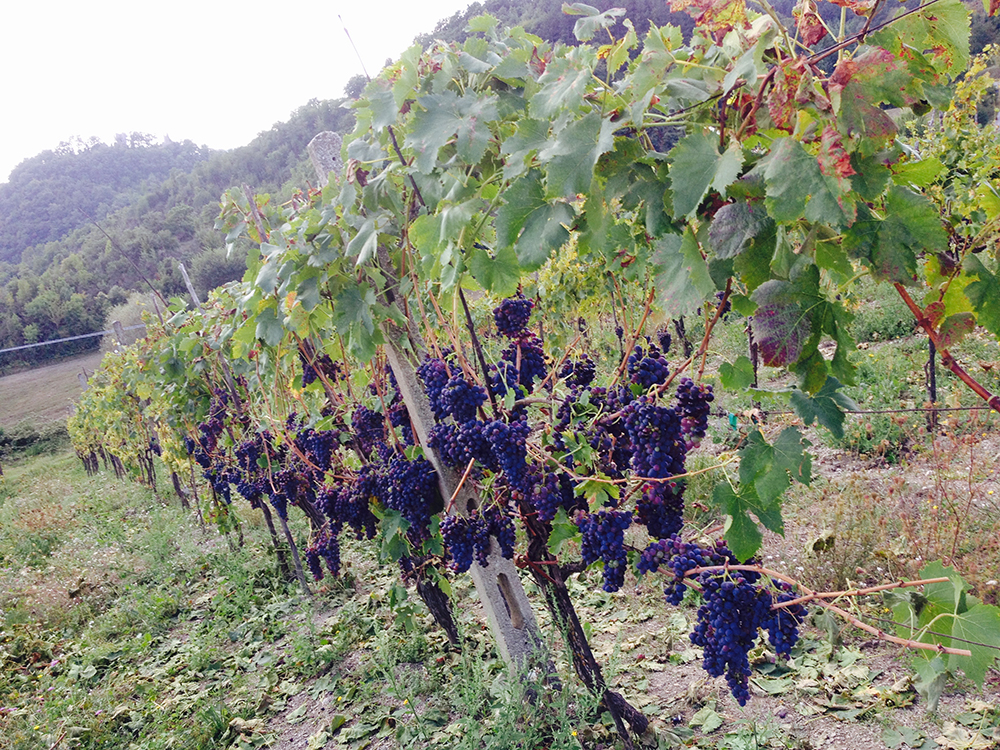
[577,509,632,592]
[676,377,714,449]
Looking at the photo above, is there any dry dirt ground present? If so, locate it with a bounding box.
[0,351,104,427]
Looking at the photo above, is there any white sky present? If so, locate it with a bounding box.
[0,0,475,183]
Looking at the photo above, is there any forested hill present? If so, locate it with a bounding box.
[0,99,353,373]
[0,137,210,265]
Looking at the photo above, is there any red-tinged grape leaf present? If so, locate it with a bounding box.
[938,313,975,348]
[818,127,855,191]
[963,255,1000,336]
[924,301,946,328]
[793,0,828,46]
[766,61,805,132]
[878,0,970,75]
[653,228,716,317]
[751,280,810,367]
[670,0,748,33]
[990,0,1000,18]
[763,138,856,229]
[828,0,877,15]
[709,201,773,259]
[789,376,857,439]
[668,132,743,219]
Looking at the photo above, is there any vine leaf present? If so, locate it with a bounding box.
[468,244,521,297]
[738,427,812,508]
[405,91,499,173]
[962,255,1000,336]
[709,200,773,259]
[844,187,946,284]
[720,355,755,390]
[564,2,626,41]
[669,132,743,219]
[713,483,783,562]
[789,376,857,438]
[938,313,976,349]
[763,137,856,228]
[531,52,592,118]
[751,280,810,367]
[670,0,748,33]
[652,228,715,317]
[883,0,970,75]
[495,170,573,269]
[540,113,615,199]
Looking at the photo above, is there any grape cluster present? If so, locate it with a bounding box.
[440,515,475,572]
[439,504,517,573]
[558,354,597,389]
[429,420,492,470]
[379,455,441,544]
[439,374,487,422]
[690,571,772,706]
[627,344,670,389]
[766,583,806,658]
[305,528,342,580]
[624,399,687,538]
[482,417,530,489]
[637,536,737,604]
[524,468,579,522]
[493,294,534,338]
[296,427,338,472]
[417,356,452,420]
[351,406,384,455]
[300,350,340,387]
[577,510,632,592]
[676,377,714,449]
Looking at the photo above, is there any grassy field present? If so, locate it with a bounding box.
[0,352,104,429]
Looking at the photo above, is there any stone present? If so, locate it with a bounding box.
[307,132,343,187]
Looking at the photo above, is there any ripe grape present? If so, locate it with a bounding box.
[676,377,714,449]
[577,510,632,592]
[493,294,534,337]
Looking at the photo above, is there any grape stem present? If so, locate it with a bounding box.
[771,577,952,610]
[445,458,478,514]
[684,564,972,657]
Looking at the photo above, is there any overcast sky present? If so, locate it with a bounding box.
[1,0,474,183]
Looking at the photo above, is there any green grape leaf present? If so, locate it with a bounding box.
[709,201,773,259]
[789,376,857,439]
[501,119,551,179]
[254,304,285,347]
[733,221,777,291]
[914,656,948,713]
[738,428,811,508]
[652,228,716,317]
[669,133,743,219]
[751,280,811,367]
[405,91,499,173]
[763,138,856,228]
[949,604,1000,686]
[531,52,592,118]
[892,157,946,187]
[548,507,580,555]
[720,355,755,390]
[495,170,573,269]
[815,240,854,284]
[844,187,947,284]
[540,113,615,199]
[714,485,763,562]
[565,3,626,41]
[938,312,976,348]
[468,244,521,297]
[963,255,1000,336]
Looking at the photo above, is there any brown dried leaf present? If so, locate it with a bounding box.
[794,0,828,46]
